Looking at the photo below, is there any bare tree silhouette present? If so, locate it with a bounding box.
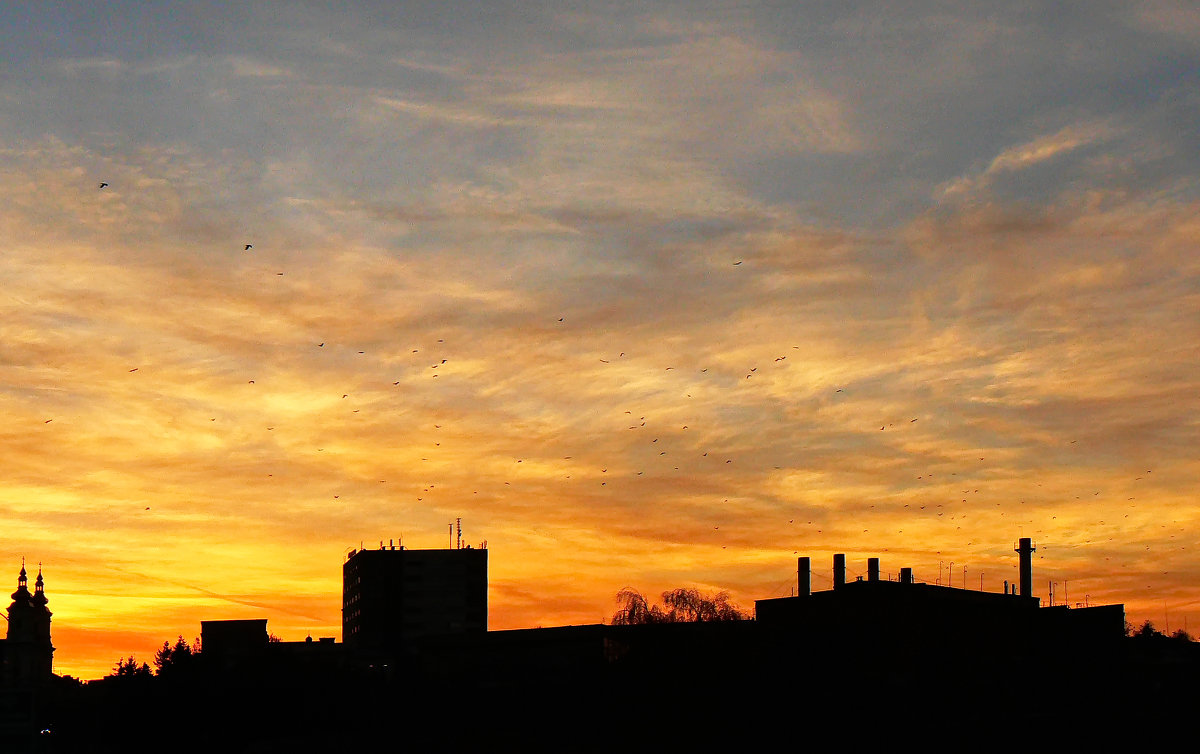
[611,587,749,625]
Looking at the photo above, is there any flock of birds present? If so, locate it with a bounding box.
[24,179,1182,608]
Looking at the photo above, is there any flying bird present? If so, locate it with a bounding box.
[732,261,742,266]
[99,182,108,189]
[244,244,253,250]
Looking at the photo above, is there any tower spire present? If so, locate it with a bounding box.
[6,558,55,680]
[33,565,47,606]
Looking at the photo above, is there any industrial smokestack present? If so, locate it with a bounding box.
[833,553,846,590]
[867,557,880,582]
[1015,537,1036,598]
[797,557,811,597]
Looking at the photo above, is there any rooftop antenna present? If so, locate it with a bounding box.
[448,523,453,549]
[456,517,462,550]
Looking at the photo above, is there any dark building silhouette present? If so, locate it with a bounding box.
[200,618,268,673]
[0,564,60,754]
[198,618,345,680]
[0,563,54,686]
[756,541,1126,645]
[342,542,487,660]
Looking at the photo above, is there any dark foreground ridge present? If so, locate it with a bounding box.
[3,537,1199,752]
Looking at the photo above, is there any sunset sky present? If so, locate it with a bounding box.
[3,2,1200,679]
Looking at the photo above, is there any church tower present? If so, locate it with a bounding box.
[4,562,55,683]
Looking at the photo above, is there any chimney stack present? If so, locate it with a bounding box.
[899,567,913,584]
[797,557,811,597]
[833,554,846,590]
[1015,538,1035,598]
[867,557,880,582]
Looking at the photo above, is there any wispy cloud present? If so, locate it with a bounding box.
[939,121,1120,200]
[55,58,127,76]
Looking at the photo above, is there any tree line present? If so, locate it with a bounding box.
[110,635,200,679]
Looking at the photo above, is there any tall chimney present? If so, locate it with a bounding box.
[899,567,913,584]
[833,553,846,590]
[797,557,811,597]
[867,557,880,582]
[1015,538,1035,598]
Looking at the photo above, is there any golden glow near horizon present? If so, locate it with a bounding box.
[3,4,1200,678]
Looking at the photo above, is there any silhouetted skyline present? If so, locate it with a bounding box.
[7,538,1198,750]
[3,3,1200,679]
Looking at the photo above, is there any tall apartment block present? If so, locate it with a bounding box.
[343,543,487,657]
